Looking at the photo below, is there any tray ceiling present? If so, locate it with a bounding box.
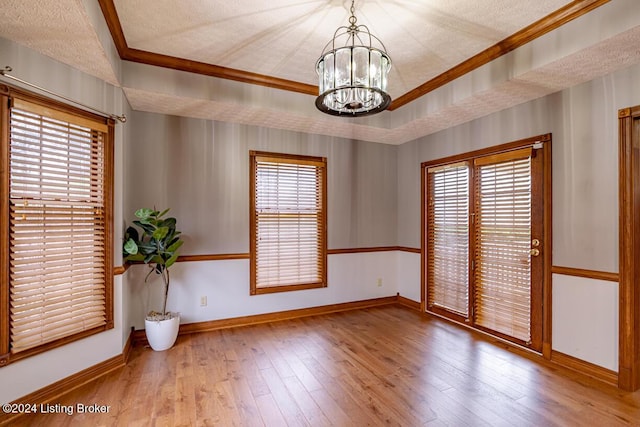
[1,0,639,144]
[112,0,572,100]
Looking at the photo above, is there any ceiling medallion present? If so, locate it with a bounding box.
[315,0,392,117]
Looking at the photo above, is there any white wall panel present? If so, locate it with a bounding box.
[127,252,399,328]
[397,251,421,303]
[552,274,618,371]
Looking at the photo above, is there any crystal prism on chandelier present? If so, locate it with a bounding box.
[315,0,392,117]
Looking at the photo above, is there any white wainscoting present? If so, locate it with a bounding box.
[397,251,421,303]
[128,251,402,329]
[552,273,618,371]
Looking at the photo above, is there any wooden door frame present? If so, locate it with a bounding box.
[618,107,640,391]
[421,134,552,358]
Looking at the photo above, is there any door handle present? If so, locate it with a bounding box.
[530,248,540,257]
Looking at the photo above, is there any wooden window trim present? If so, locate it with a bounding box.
[249,151,327,295]
[421,134,552,358]
[0,83,114,367]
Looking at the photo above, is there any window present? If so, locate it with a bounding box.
[423,137,550,352]
[426,161,470,318]
[250,151,327,295]
[0,86,113,366]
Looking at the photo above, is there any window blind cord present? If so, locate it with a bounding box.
[0,65,127,123]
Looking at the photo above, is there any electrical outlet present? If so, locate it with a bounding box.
[377,278,383,287]
[200,296,207,306]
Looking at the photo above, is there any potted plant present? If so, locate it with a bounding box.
[123,208,184,351]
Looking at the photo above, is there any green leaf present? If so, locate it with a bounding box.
[135,208,154,220]
[167,239,183,253]
[165,252,179,268]
[123,238,138,255]
[133,220,155,235]
[124,226,139,242]
[158,208,170,218]
[152,226,169,241]
[136,242,156,254]
[124,253,145,262]
[161,217,176,228]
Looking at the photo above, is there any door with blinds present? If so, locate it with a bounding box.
[473,147,543,350]
[425,140,547,352]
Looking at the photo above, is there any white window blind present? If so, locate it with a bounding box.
[8,98,109,353]
[426,162,470,317]
[473,149,532,343]
[251,153,326,293]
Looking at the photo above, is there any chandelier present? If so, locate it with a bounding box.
[315,0,392,117]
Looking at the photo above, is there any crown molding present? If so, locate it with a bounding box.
[97,0,609,110]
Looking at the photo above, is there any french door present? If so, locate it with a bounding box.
[424,137,548,352]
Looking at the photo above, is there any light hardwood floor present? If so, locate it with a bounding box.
[9,305,640,426]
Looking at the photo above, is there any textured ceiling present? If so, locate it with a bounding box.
[0,0,118,86]
[0,0,639,144]
[113,0,572,99]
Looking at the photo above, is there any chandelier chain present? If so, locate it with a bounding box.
[348,0,357,28]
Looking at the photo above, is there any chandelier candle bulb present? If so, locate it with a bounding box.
[315,0,392,116]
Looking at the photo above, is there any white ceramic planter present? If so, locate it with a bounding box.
[144,314,180,351]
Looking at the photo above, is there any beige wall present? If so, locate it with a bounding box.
[125,112,398,253]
